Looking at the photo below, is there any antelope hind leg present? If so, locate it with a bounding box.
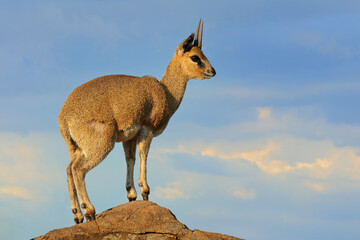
[71,123,116,222]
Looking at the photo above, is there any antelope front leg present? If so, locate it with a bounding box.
[137,128,153,200]
[123,139,137,202]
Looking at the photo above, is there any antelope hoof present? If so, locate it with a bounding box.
[140,185,150,201]
[72,208,84,224]
[81,203,96,222]
[128,197,137,202]
[85,213,96,222]
[142,193,149,201]
[74,214,84,225]
[127,187,137,202]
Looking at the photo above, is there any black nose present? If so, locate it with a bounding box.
[211,67,216,76]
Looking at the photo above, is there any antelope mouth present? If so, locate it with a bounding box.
[203,67,216,78]
[203,72,215,78]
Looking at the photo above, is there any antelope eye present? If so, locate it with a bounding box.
[190,55,200,62]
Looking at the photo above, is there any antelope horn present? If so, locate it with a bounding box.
[198,19,203,49]
[194,19,202,48]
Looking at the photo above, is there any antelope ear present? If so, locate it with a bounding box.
[176,33,194,55]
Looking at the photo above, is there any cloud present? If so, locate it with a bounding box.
[293,31,356,58]
[200,78,360,104]
[0,138,43,186]
[192,140,336,176]
[0,131,70,240]
[256,107,271,120]
[233,189,256,200]
[193,206,231,218]
[304,181,325,192]
[0,186,32,200]
[152,106,360,199]
[152,182,189,200]
[0,1,129,96]
[0,132,64,204]
[1,2,126,48]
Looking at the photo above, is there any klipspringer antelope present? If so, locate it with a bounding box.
[59,20,216,224]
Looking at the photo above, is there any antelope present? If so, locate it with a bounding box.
[58,20,216,224]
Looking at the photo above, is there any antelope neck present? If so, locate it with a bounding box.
[160,58,190,116]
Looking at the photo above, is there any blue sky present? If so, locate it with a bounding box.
[1,0,360,239]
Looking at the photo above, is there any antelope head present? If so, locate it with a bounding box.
[175,19,216,80]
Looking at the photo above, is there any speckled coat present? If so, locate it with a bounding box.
[58,21,216,224]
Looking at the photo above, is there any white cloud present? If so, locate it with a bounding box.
[233,189,256,200]
[133,103,360,240]
[161,144,198,156]
[304,181,325,192]
[293,31,356,58]
[0,186,32,200]
[152,106,360,199]
[152,182,189,200]
[0,138,43,185]
[193,206,231,218]
[0,132,64,204]
[190,140,337,176]
[256,107,271,120]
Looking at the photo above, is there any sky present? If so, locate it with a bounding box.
[1,0,360,239]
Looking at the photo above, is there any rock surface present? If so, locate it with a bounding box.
[33,201,242,240]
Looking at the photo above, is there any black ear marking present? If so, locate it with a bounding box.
[177,33,195,54]
[183,33,195,53]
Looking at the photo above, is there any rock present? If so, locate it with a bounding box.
[33,201,242,240]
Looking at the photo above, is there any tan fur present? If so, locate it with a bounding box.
[59,22,215,224]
